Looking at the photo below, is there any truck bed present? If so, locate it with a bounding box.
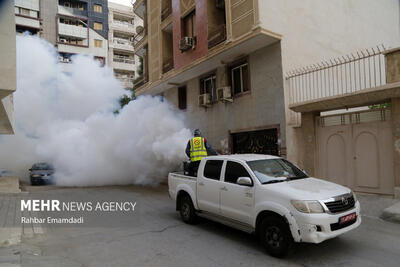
[168,172,197,204]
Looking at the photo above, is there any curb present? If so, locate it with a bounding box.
[381,202,400,223]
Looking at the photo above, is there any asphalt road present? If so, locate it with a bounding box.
[7,185,400,267]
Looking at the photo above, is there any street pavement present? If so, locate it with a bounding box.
[0,185,399,267]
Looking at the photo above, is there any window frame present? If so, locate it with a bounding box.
[94,22,103,31]
[224,160,253,186]
[203,160,224,181]
[178,86,187,110]
[94,39,102,48]
[199,72,217,102]
[228,57,250,96]
[182,10,196,38]
[94,4,102,13]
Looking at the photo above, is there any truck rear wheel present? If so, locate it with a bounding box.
[259,216,293,258]
[179,195,197,224]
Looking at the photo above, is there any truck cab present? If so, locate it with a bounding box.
[168,154,361,257]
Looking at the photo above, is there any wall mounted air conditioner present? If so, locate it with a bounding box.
[179,36,195,51]
[217,86,233,102]
[198,93,212,107]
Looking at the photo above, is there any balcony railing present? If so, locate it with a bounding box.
[113,20,135,29]
[161,5,172,21]
[113,37,134,49]
[133,26,147,47]
[286,45,387,106]
[162,58,174,74]
[113,57,135,64]
[208,24,226,49]
[58,5,88,17]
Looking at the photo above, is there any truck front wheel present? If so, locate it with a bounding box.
[259,216,293,258]
[179,195,197,224]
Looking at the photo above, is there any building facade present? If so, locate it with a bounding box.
[133,0,400,195]
[108,2,140,89]
[0,0,16,135]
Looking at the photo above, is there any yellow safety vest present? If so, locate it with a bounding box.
[189,137,208,162]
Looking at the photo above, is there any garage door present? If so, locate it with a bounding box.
[317,108,394,195]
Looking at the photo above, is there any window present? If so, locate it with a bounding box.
[94,22,103,30]
[182,10,196,37]
[64,2,71,7]
[20,8,30,16]
[204,160,223,180]
[200,74,217,101]
[230,60,249,95]
[225,161,252,184]
[178,86,187,110]
[94,4,102,13]
[77,39,83,45]
[94,39,102,48]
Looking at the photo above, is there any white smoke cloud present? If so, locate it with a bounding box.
[0,35,191,186]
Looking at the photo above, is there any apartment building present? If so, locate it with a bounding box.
[15,0,41,35]
[0,0,16,134]
[15,0,109,67]
[133,0,400,195]
[108,2,140,89]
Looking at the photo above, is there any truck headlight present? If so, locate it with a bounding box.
[31,174,41,178]
[351,191,357,203]
[291,200,325,213]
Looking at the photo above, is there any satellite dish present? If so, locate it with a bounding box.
[136,25,144,34]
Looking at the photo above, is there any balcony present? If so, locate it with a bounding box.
[58,23,87,39]
[111,20,136,34]
[58,5,87,18]
[208,24,226,49]
[116,77,134,88]
[112,37,134,51]
[113,57,136,71]
[133,26,147,50]
[15,16,40,30]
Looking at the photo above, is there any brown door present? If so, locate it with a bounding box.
[317,110,394,195]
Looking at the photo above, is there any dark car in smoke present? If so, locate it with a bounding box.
[29,163,55,185]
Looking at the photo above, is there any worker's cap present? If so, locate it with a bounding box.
[193,129,201,136]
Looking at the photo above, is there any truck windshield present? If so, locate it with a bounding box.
[247,159,308,184]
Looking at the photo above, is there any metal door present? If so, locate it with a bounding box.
[317,109,394,194]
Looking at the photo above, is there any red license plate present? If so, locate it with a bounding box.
[339,212,356,224]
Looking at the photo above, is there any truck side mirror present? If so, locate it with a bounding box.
[237,177,252,186]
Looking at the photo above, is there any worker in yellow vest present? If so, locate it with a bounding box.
[185,129,218,176]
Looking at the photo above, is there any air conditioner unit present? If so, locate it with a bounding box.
[217,86,233,102]
[179,37,195,51]
[198,93,212,107]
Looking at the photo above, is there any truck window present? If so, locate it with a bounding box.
[203,160,223,180]
[225,161,252,184]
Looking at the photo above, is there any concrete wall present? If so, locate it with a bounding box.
[258,0,400,164]
[164,42,286,153]
[0,0,16,134]
[40,0,58,45]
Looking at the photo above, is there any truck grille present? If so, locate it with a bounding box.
[324,194,355,213]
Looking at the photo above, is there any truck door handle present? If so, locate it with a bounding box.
[220,186,228,191]
[199,182,204,186]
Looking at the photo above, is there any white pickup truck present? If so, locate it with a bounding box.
[168,154,361,257]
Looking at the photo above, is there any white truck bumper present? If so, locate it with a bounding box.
[294,201,361,244]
